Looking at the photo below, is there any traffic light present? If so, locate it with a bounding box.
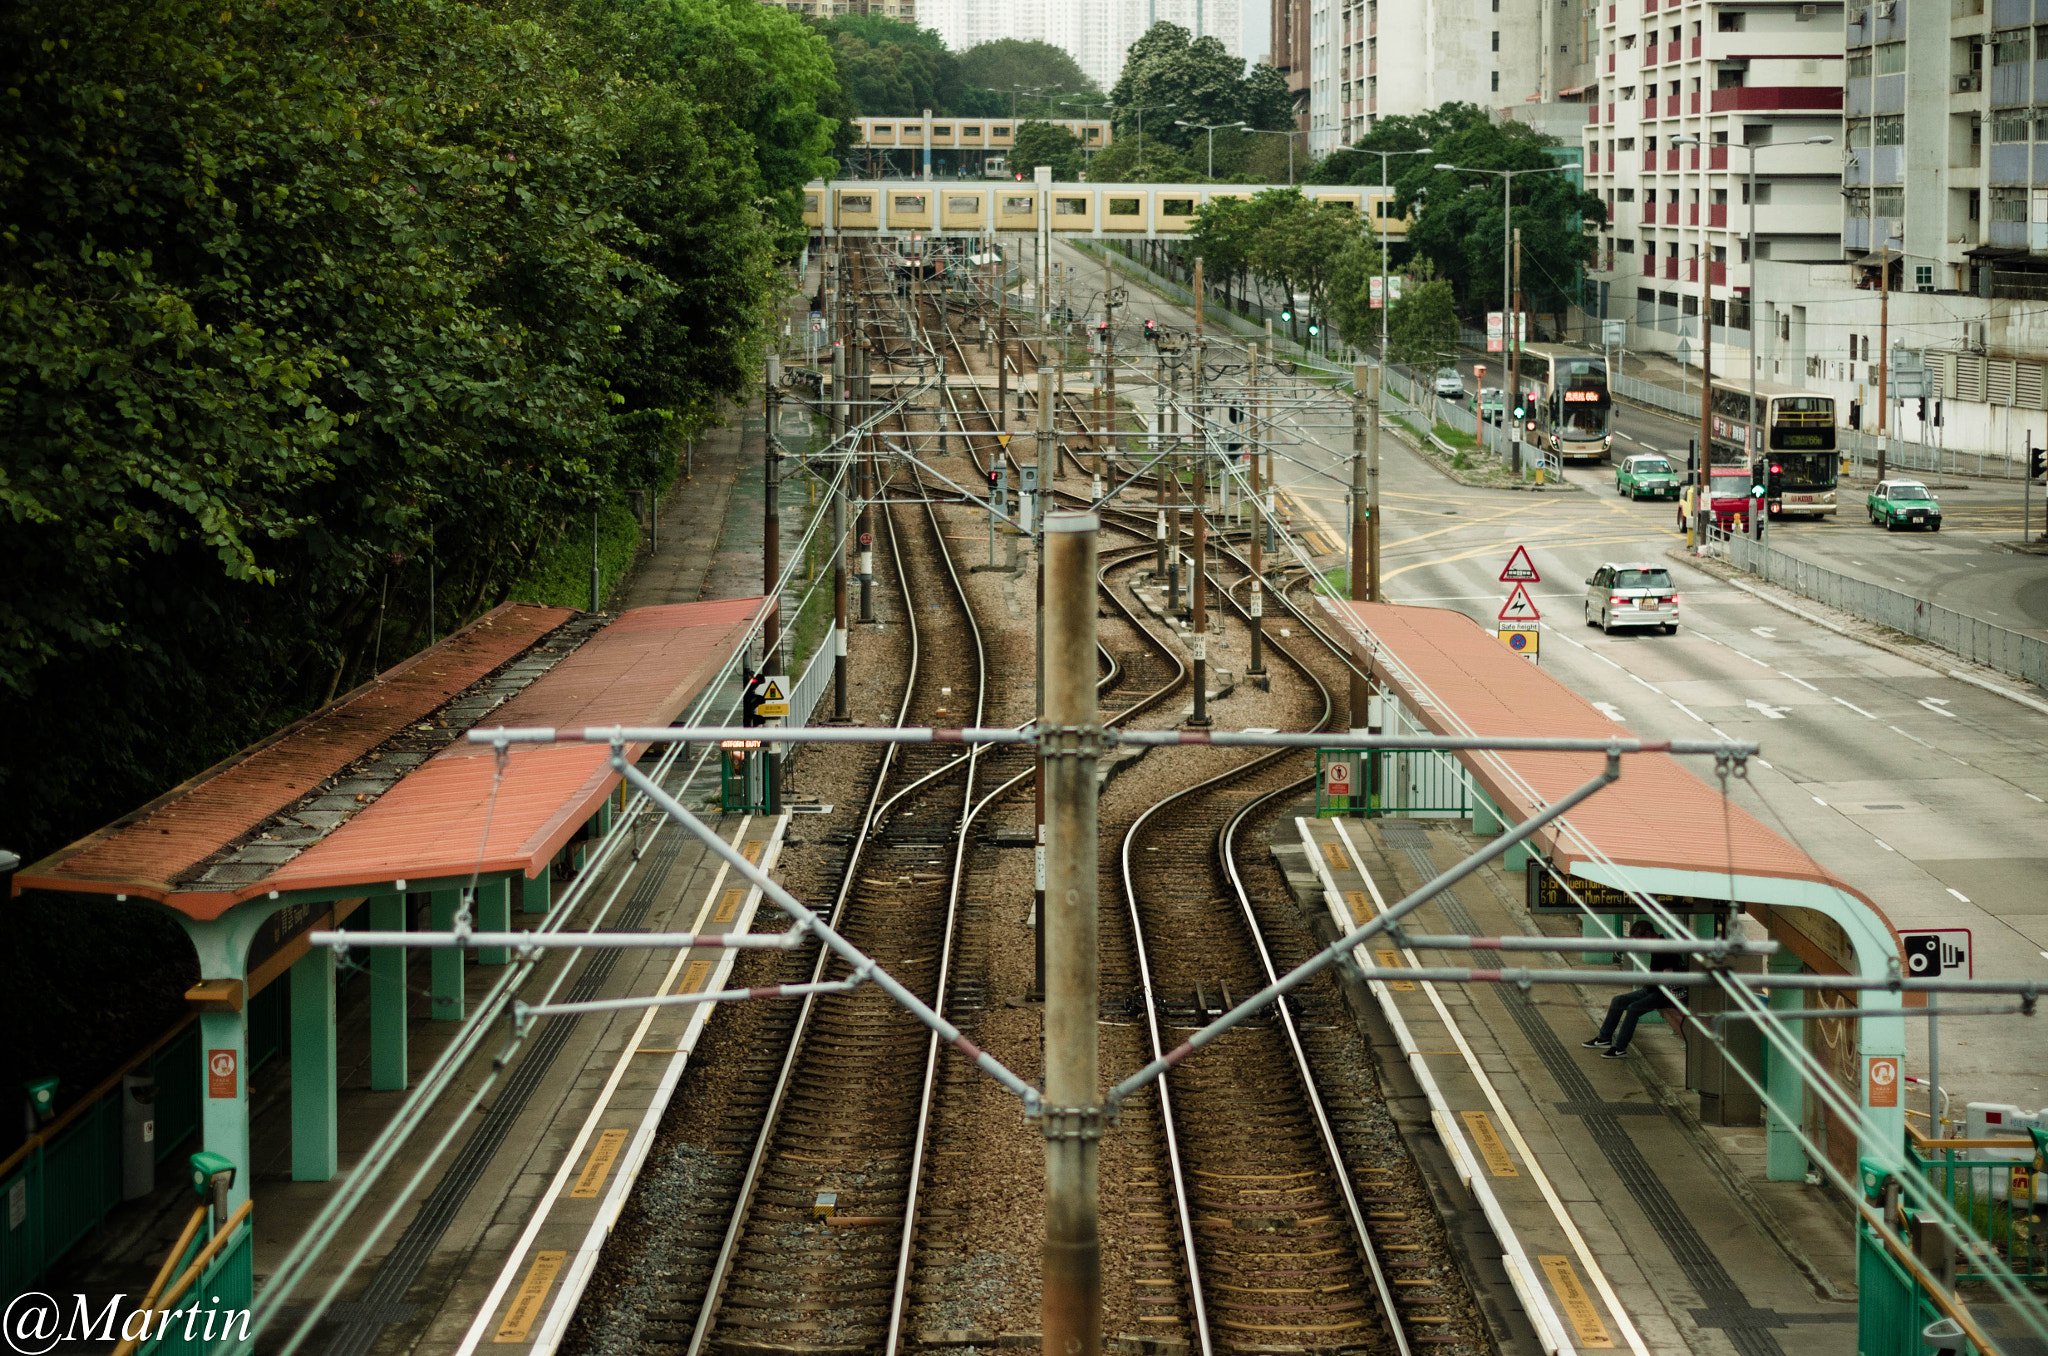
[1307,319,1321,336]
[1280,306,1294,323]
[2032,445,2046,481]
[1144,318,1159,343]
[742,671,766,728]
[1848,400,1862,430]
[1512,400,1526,420]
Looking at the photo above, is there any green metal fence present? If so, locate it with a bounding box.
[1907,1131,2048,1283]
[138,1208,255,1356]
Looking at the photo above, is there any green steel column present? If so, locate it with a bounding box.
[1581,914,1621,966]
[289,945,337,1181]
[198,1007,251,1211]
[478,879,511,965]
[1472,790,1502,838]
[430,890,464,1021]
[522,868,550,916]
[370,894,408,1091]
[1764,953,1808,1180]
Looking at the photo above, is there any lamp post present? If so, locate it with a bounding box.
[1729,134,1835,498]
[1436,162,1569,463]
[1323,145,1435,361]
[1109,101,1176,177]
[1175,119,1248,179]
[1243,127,1305,185]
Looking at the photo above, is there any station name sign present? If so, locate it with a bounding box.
[1526,863,1732,915]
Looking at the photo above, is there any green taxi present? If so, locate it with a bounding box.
[1867,479,1943,531]
[1616,453,1681,501]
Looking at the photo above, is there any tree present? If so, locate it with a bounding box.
[1108,23,1287,149]
[1250,195,1367,344]
[956,38,1101,106]
[1009,120,1083,180]
[1081,134,1189,183]
[1324,230,1390,354]
[1185,197,1257,311]
[1388,278,1460,371]
[1312,102,1605,323]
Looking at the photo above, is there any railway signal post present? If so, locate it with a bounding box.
[1041,510,1102,1356]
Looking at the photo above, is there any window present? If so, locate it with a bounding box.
[1622,86,1637,100]
[842,194,874,213]
[1711,244,1727,263]
[1916,264,1934,290]
[1969,189,1981,219]
[1847,52,1872,77]
[995,126,1012,137]
[1619,137,1636,150]
[1993,29,2028,64]
[1713,188,1728,205]
[1718,11,1745,30]
[1994,111,2030,142]
[933,126,952,136]
[1620,238,1637,252]
[873,125,893,136]
[1743,181,1771,205]
[1875,41,1906,73]
[1003,195,1033,213]
[1739,238,1750,262]
[1618,187,1636,201]
[1874,186,1904,216]
[1492,29,1500,50]
[1492,70,1501,90]
[1161,197,1196,215]
[1874,114,1904,145]
[893,194,927,212]
[1991,187,2027,220]
[947,195,980,213]
[1847,119,1870,146]
[1107,196,1141,215]
[1055,196,1088,215]
[963,126,982,137]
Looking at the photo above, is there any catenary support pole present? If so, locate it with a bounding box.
[1351,366,1375,732]
[1104,246,1117,467]
[1248,344,1266,677]
[1040,510,1101,1356]
[764,348,783,669]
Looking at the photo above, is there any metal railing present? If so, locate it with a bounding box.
[1904,1128,2048,1283]
[1723,532,2048,688]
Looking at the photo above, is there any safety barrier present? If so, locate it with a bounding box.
[0,1023,204,1295]
[1905,1130,2048,1282]
[126,1202,256,1356]
[1723,533,2048,689]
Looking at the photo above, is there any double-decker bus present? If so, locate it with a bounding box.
[1513,345,1613,463]
[1707,380,1838,518]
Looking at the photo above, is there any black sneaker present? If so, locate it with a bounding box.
[1580,1037,1611,1049]
[1601,1047,1629,1059]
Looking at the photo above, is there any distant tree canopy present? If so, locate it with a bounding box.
[955,39,1101,107]
[1307,102,1605,321]
[1108,22,1294,151]
[1009,121,1084,181]
[0,0,839,857]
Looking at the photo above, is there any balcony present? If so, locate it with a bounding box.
[1709,85,1844,113]
[1689,92,1701,113]
[1665,202,1679,222]
[1666,148,1681,169]
[1712,261,1727,285]
[1643,202,1657,223]
[1644,98,1659,120]
[1687,203,1697,224]
[1608,101,1617,122]
[1608,3,1616,19]
[1666,95,1681,115]
[1644,46,1658,68]
[1609,53,1616,71]
[1665,41,1680,63]
[1709,204,1727,227]
[1664,256,1679,279]
[1643,150,1658,170]
[1644,255,1658,276]
[1709,146,1728,169]
[1644,0,1656,10]
[1690,36,1702,57]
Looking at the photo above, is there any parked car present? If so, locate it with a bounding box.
[1615,454,1680,501]
[1478,387,1505,425]
[1867,479,1943,531]
[1433,367,1465,399]
[1584,562,1680,635]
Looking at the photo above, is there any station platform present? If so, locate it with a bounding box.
[1277,813,1861,1356]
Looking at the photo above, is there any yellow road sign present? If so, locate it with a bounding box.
[1497,628,1540,659]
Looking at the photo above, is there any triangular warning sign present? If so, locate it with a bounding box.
[1499,545,1541,583]
[760,679,785,701]
[1498,582,1541,623]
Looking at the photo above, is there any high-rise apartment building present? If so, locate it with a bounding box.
[762,0,918,20]
[1278,0,1598,151]
[1578,1,1844,354]
[922,0,1243,92]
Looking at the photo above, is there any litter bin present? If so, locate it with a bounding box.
[122,1073,159,1199]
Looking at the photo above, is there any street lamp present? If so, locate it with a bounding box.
[1107,101,1176,174]
[1242,127,1305,185]
[1322,145,1434,363]
[1436,161,1569,467]
[1175,119,1248,179]
[1728,134,1834,501]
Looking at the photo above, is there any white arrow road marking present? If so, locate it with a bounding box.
[1593,701,1628,723]
[1750,626,1778,639]
[1918,697,1959,718]
[1745,699,1792,720]
[1832,697,1878,719]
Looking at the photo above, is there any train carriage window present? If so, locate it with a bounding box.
[994,126,1012,137]
[948,196,980,213]
[1003,195,1034,214]
[842,195,874,214]
[1161,198,1196,216]
[1055,197,1089,215]
[1108,197,1142,216]
[872,126,892,136]
[934,126,952,136]
[893,194,927,212]
[804,194,819,213]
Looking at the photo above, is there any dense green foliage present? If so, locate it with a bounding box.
[954,39,1100,107]
[1181,190,1372,342]
[0,0,836,857]
[1388,278,1461,370]
[817,16,1005,118]
[1108,23,1293,153]
[1009,121,1085,181]
[1308,102,1604,322]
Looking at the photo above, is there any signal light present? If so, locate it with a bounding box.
[2032,445,2046,481]
[1307,319,1321,336]
[1280,307,1294,323]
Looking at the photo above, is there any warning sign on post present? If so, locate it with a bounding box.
[207,1049,238,1100]
[1497,628,1540,659]
[1867,1056,1900,1108]
[754,676,790,720]
[1324,760,1354,799]
[1499,545,1540,582]
[1498,583,1542,624]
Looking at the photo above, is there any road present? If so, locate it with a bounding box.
[1055,236,2048,1113]
[1439,350,2048,636]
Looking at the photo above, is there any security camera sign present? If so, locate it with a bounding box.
[1901,928,1971,979]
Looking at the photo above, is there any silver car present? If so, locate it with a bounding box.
[1584,562,1679,634]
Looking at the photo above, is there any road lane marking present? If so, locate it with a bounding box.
[1745,700,1791,720]
[1918,697,1959,718]
[1757,759,1773,768]
[1670,700,1705,722]
[1812,796,1829,806]
[1710,727,1735,739]
[1947,888,1972,904]
[1832,697,1878,719]
[1889,724,1934,747]
[1781,673,1821,691]
[1732,650,1773,668]
[1751,626,1777,638]
[1875,840,1896,852]
[2028,793,2045,803]
[1627,673,1662,692]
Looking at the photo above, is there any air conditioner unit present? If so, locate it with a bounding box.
[1876,1,1897,15]
[1798,3,1818,16]
[1957,72,1981,91]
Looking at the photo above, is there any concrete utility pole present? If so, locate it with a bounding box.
[1037,365,1053,504]
[1248,344,1266,678]
[1166,358,1182,612]
[832,344,849,721]
[1698,203,1717,539]
[856,325,875,625]
[1510,228,1525,476]
[1103,245,1118,472]
[1878,235,1892,483]
[764,349,783,669]
[998,244,1010,434]
[1040,510,1101,1356]
[1351,365,1375,731]
[1190,264,1209,726]
[1365,362,1382,603]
